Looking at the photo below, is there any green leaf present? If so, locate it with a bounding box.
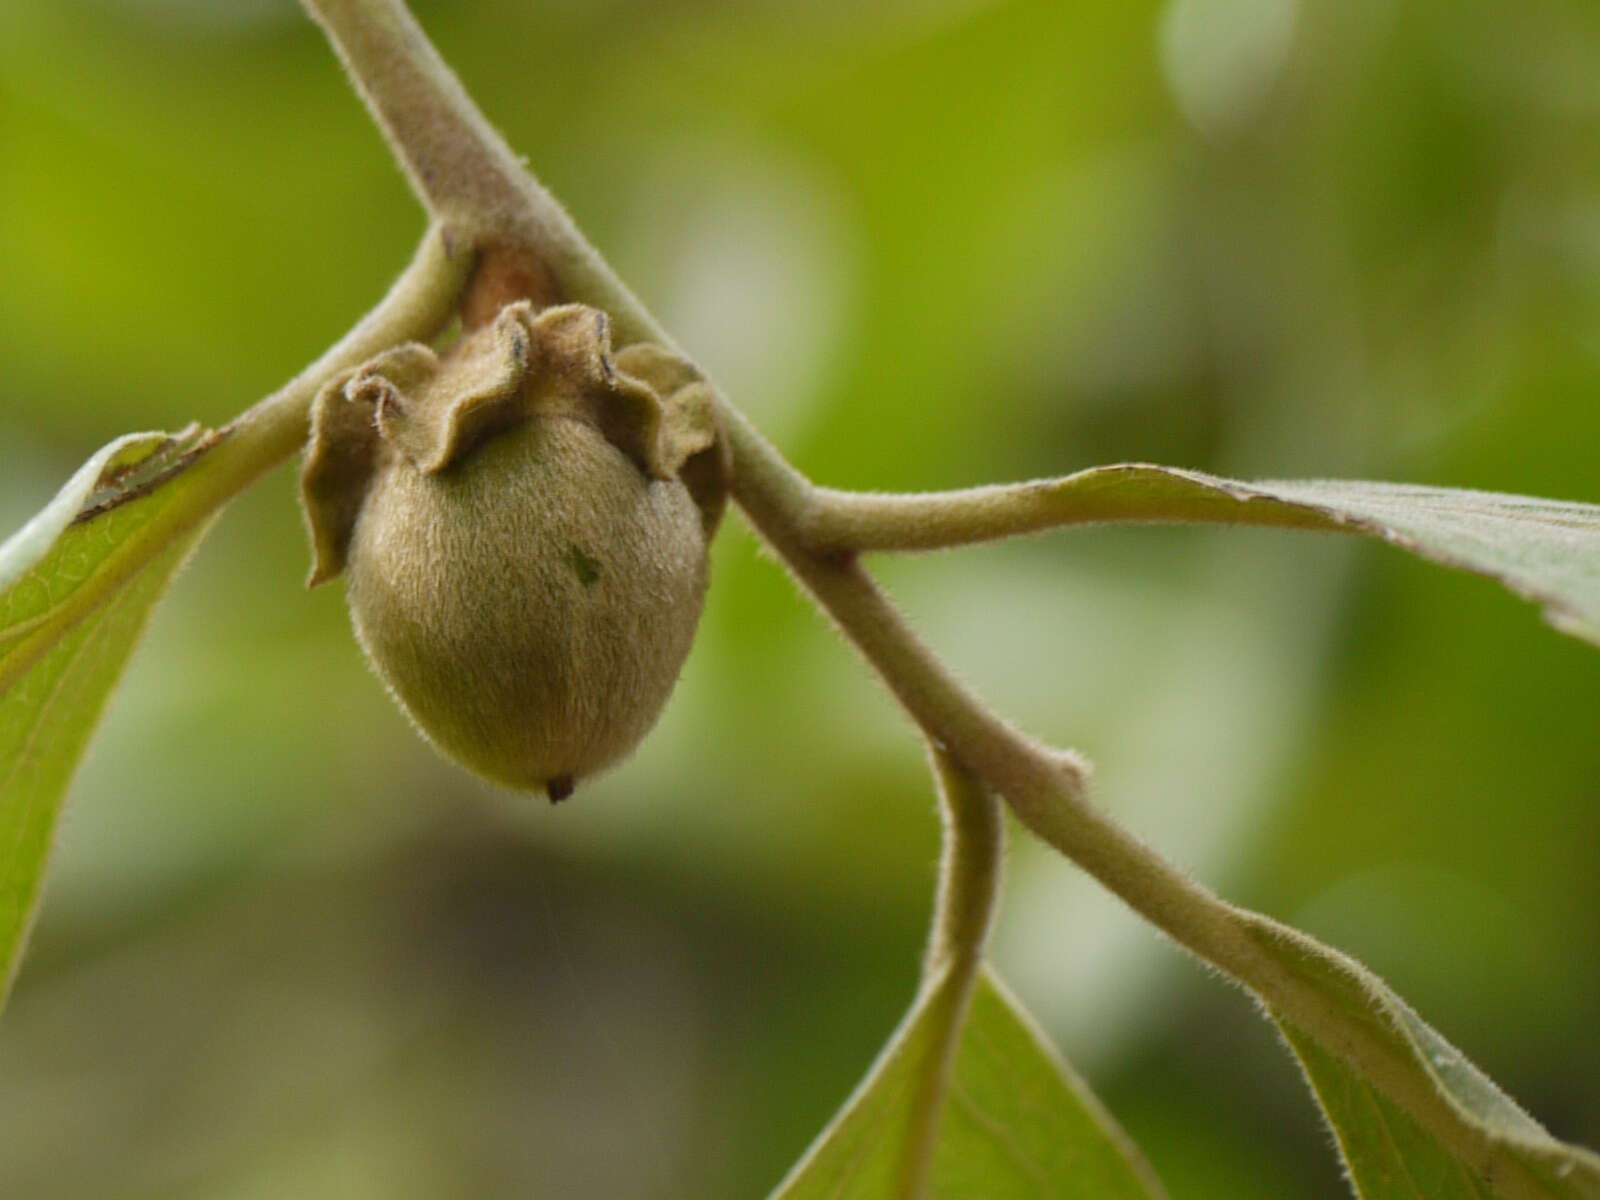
[0,428,221,1006]
[772,966,1165,1199]
[1,426,221,688]
[1240,917,1600,1199]
[1045,468,1600,647]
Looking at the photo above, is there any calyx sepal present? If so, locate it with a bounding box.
[300,300,725,585]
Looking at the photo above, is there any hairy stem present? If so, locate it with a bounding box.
[301,0,661,346]
[795,467,1339,554]
[159,225,467,542]
[299,0,524,236]
[924,749,1005,976]
[898,750,1004,1198]
[227,224,467,470]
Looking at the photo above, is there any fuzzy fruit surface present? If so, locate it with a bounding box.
[346,411,708,794]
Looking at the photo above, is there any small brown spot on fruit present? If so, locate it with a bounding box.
[567,545,601,587]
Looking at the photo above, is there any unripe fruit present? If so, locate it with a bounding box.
[300,301,727,801]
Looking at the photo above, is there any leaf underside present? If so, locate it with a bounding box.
[1241,918,1600,1200]
[1048,468,1600,647]
[0,532,202,1003]
[772,966,1165,1199]
[0,428,220,1005]
[0,428,221,687]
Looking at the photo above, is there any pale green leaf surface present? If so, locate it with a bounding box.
[1284,1026,1497,1200]
[929,973,1167,1197]
[1240,918,1600,1200]
[0,429,222,1006]
[1041,468,1600,646]
[0,432,169,594]
[772,967,1164,1199]
[0,533,200,1003]
[0,426,219,691]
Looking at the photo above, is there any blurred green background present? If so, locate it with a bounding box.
[2,0,1597,1195]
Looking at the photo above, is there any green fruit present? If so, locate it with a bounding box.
[300,302,726,801]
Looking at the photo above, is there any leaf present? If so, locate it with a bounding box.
[930,973,1167,1197]
[1240,916,1600,1200]
[0,530,204,1001]
[772,966,1165,1199]
[0,428,221,1006]
[1,425,221,690]
[1042,468,1600,646]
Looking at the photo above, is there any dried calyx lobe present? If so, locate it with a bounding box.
[301,301,728,802]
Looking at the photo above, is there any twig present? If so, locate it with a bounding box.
[899,749,1005,1198]
[792,468,1338,554]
